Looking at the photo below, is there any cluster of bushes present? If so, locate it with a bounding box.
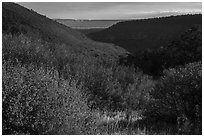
[2,29,202,134]
[2,33,154,134]
[118,25,202,134]
[142,61,202,134]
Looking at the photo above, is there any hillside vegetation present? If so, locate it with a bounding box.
[88,14,202,53]
[2,2,202,135]
[120,25,202,77]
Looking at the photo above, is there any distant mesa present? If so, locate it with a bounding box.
[55,19,120,29]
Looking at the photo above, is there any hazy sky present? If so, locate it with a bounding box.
[18,2,202,20]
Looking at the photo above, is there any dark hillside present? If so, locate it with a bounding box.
[3,3,86,45]
[2,2,127,58]
[88,14,202,53]
[119,24,202,77]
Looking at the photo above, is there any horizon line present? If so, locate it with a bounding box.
[53,13,202,20]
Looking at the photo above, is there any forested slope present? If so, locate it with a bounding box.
[88,14,202,53]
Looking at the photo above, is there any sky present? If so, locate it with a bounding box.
[18,2,202,20]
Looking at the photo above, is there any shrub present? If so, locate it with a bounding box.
[144,61,202,134]
[123,73,154,110]
[2,61,98,135]
[2,34,55,66]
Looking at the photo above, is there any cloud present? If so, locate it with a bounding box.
[18,2,202,19]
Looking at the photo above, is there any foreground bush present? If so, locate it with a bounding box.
[144,61,202,134]
[2,61,98,135]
